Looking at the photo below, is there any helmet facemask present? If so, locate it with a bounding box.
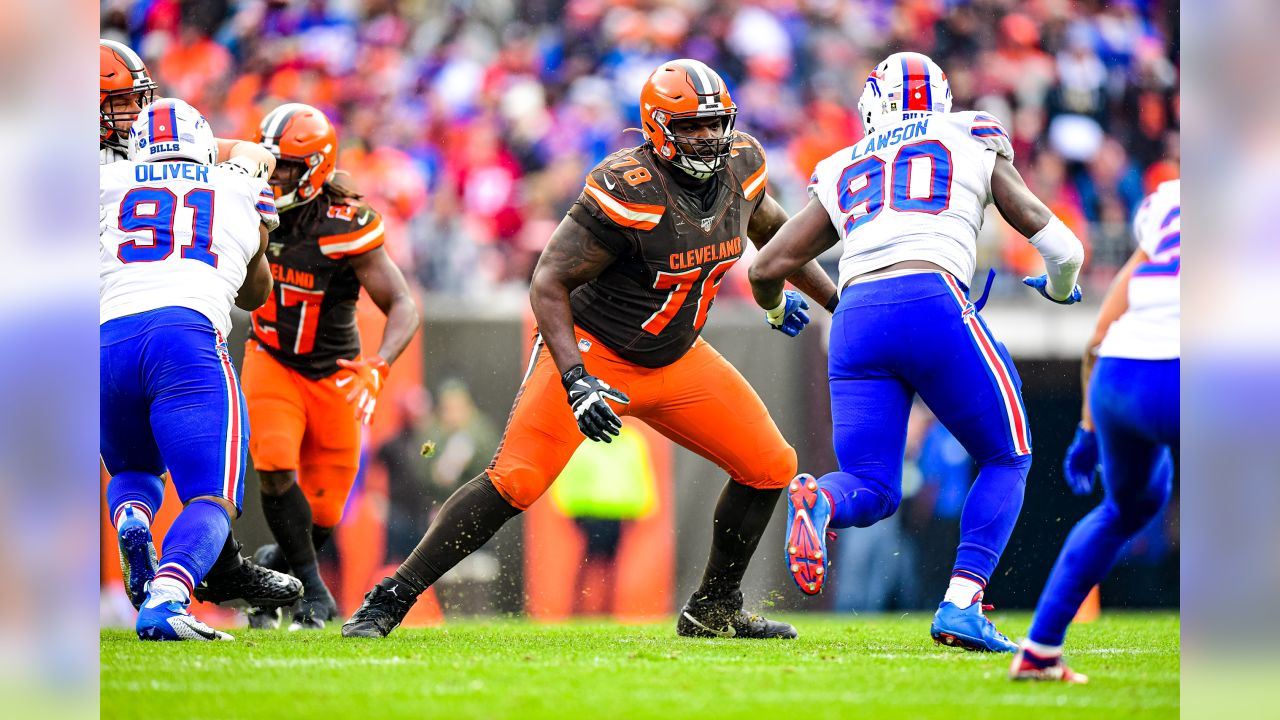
[658,110,738,180]
[267,157,317,210]
[101,84,156,152]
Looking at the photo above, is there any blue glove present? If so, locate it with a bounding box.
[1023,275,1083,305]
[766,290,810,337]
[1063,424,1100,495]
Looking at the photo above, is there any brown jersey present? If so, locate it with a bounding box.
[249,190,385,379]
[566,131,770,368]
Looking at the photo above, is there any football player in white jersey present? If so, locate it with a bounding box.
[100,38,302,616]
[101,98,281,640]
[749,52,1084,652]
[1011,180,1180,683]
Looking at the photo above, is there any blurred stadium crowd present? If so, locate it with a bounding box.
[100,0,1178,302]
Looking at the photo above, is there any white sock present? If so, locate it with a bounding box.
[943,576,984,608]
[114,502,151,530]
[1022,638,1063,658]
[144,577,190,608]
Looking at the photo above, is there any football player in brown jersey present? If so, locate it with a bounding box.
[99,38,304,615]
[345,59,839,639]
[241,103,421,630]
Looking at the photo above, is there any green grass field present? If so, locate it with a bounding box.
[101,611,1178,720]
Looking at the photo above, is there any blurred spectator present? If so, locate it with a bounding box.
[550,425,656,616]
[904,405,977,593]
[373,385,436,563]
[106,0,1178,299]
[423,379,499,502]
[831,403,937,613]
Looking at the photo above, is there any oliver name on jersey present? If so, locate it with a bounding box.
[249,191,385,379]
[566,131,770,368]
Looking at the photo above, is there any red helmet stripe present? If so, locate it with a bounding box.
[901,55,932,111]
[148,101,179,143]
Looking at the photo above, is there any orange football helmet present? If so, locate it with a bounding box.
[639,59,737,178]
[255,103,338,210]
[100,39,157,153]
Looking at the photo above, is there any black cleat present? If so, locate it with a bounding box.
[290,586,339,631]
[341,578,417,638]
[676,590,798,639]
[247,606,282,630]
[252,543,289,573]
[193,542,303,611]
[245,544,292,629]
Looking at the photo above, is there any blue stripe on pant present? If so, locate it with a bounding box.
[100,307,248,512]
[820,272,1032,584]
[1028,356,1180,646]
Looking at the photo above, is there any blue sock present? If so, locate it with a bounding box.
[952,453,1031,581]
[817,471,900,529]
[106,471,165,528]
[152,499,230,599]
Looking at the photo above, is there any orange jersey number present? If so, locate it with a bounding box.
[640,259,737,335]
[251,283,326,354]
[623,167,652,186]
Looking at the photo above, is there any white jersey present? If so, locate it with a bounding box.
[101,144,128,165]
[809,111,1014,289]
[100,160,277,336]
[1098,180,1180,360]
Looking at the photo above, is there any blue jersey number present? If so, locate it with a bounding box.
[837,140,953,236]
[836,157,885,235]
[1135,207,1180,277]
[116,187,219,268]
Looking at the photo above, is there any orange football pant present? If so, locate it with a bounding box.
[241,340,361,527]
[488,327,797,510]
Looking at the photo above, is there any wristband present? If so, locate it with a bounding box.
[561,364,586,391]
[765,296,787,325]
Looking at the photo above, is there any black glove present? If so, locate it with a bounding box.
[562,364,630,443]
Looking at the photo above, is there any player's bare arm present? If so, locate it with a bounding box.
[990,157,1053,236]
[236,223,273,311]
[992,156,1084,303]
[349,246,420,365]
[747,193,840,312]
[529,215,617,374]
[1079,247,1146,429]
[748,196,840,312]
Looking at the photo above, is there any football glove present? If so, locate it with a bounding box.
[765,290,811,337]
[562,364,630,443]
[1023,275,1083,305]
[1062,424,1099,495]
[335,356,390,425]
[217,154,271,180]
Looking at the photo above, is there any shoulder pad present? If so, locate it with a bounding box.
[318,200,384,258]
[965,112,1014,162]
[727,131,768,201]
[580,150,666,231]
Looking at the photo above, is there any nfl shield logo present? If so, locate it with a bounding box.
[700,217,713,232]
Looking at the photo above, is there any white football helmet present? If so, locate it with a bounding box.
[856,52,952,135]
[129,97,217,165]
